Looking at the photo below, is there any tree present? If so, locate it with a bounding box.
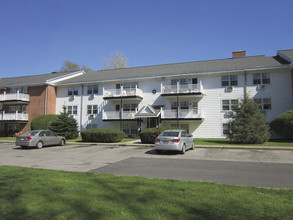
[102,51,129,70]
[60,61,92,72]
[226,94,270,144]
[270,110,293,139]
[49,106,79,139]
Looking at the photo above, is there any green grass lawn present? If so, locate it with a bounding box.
[0,166,293,219]
[195,138,293,147]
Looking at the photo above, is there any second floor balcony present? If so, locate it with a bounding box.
[0,92,29,102]
[161,108,204,120]
[161,82,203,97]
[0,112,29,121]
[102,109,140,121]
[103,87,143,101]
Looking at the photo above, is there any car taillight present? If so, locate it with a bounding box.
[155,139,160,142]
[26,136,32,140]
[172,139,180,143]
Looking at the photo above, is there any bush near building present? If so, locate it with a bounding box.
[140,127,183,144]
[49,109,79,139]
[31,114,58,130]
[270,110,293,140]
[80,129,125,143]
[226,95,270,144]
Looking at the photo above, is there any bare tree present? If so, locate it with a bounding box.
[60,61,92,72]
[102,52,129,70]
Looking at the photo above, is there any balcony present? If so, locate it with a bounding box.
[0,112,29,121]
[103,87,143,100]
[161,109,204,120]
[161,82,203,97]
[102,110,140,121]
[0,92,29,102]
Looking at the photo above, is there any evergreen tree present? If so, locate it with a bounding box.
[227,94,270,144]
[49,106,79,139]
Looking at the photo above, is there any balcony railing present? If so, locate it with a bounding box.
[161,82,202,95]
[0,92,29,102]
[161,109,203,119]
[102,110,137,120]
[0,112,29,121]
[103,87,143,98]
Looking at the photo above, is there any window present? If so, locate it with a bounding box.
[86,124,98,129]
[171,78,190,85]
[223,124,231,135]
[87,105,98,114]
[123,103,137,111]
[253,73,270,84]
[87,85,98,95]
[67,106,78,115]
[222,100,238,111]
[68,87,78,96]
[122,82,139,88]
[222,75,238,86]
[253,98,272,110]
[171,101,178,110]
[180,101,189,109]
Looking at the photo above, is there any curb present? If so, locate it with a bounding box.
[1,140,293,151]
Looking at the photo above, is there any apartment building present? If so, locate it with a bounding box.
[0,71,84,136]
[54,49,293,138]
[1,49,292,138]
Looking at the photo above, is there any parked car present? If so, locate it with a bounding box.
[15,130,66,149]
[154,130,194,154]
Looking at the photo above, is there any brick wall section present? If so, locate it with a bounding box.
[46,85,56,114]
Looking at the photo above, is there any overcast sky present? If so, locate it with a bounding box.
[0,0,292,78]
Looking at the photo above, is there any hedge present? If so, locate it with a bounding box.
[140,127,183,144]
[271,110,293,139]
[31,114,58,130]
[80,129,125,143]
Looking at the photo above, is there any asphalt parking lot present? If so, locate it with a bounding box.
[1,142,293,188]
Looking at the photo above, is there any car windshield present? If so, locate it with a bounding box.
[161,131,179,137]
[23,131,39,136]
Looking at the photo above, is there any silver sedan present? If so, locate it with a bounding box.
[154,130,194,154]
[15,130,66,149]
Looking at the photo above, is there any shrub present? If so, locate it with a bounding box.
[270,110,293,139]
[227,94,270,144]
[140,127,183,144]
[49,107,79,139]
[81,129,125,143]
[31,114,58,130]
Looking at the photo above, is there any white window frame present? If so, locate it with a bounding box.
[222,99,238,111]
[253,73,270,85]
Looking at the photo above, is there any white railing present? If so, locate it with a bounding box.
[0,112,29,121]
[0,91,29,102]
[161,109,203,119]
[102,110,137,120]
[103,87,143,98]
[161,82,202,94]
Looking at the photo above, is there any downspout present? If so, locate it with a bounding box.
[80,85,84,132]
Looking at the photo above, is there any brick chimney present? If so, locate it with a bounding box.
[233,50,246,58]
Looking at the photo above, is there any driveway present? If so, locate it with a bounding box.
[1,142,293,188]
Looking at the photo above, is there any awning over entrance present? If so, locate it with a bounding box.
[135,105,161,118]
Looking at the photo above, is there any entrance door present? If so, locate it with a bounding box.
[147,117,158,128]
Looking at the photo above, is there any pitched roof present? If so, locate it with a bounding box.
[278,49,293,63]
[0,71,83,87]
[55,54,288,85]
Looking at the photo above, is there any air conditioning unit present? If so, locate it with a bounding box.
[260,110,266,115]
[89,93,95,98]
[257,84,266,90]
[69,95,75,100]
[89,114,94,119]
[225,86,233,92]
[226,111,235,117]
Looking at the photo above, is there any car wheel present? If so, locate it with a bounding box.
[36,141,43,149]
[21,146,27,149]
[59,139,65,146]
[181,144,186,154]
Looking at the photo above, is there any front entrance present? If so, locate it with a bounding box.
[147,117,159,128]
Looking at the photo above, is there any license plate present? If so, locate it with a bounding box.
[163,141,169,144]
